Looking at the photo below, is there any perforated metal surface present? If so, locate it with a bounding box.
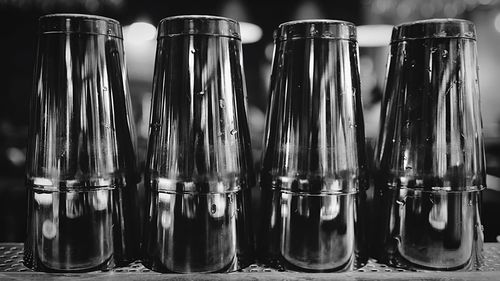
[1,243,500,273]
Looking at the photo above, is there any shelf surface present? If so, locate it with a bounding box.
[1,243,500,280]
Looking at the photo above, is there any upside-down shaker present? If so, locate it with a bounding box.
[25,14,140,272]
[373,19,485,270]
[258,20,369,272]
[142,15,255,273]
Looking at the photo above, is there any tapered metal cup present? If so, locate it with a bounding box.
[258,20,368,272]
[373,19,485,270]
[142,15,255,273]
[24,14,140,272]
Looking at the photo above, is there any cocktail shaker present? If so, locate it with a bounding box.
[258,20,368,272]
[25,14,140,272]
[373,19,485,270]
[142,15,255,273]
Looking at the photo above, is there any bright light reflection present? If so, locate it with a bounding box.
[124,22,156,43]
[494,13,500,33]
[240,22,263,44]
[357,25,393,48]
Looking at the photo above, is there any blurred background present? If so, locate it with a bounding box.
[1,0,500,242]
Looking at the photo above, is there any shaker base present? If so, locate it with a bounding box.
[372,187,484,271]
[24,186,137,272]
[258,188,367,272]
[143,188,254,273]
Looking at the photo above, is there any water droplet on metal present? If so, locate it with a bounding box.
[210,204,217,214]
[190,49,196,54]
[434,30,447,37]
[310,26,318,35]
[103,86,108,91]
[198,91,205,96]
[150,122,161,131]
[230,129,238,135]
[405,166,412,170]
[445,83,454,95]
[394,235,402,244]
[410,60,416,68]
[219,99,225,108]
[468,200,473,206]
[442,50,448,58]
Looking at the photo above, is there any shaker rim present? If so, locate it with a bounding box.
[40,13,120,24]
[39,13,122,38]
[391,18,476,43]
[275,19,357,42]
[161,14,238,23]
[158,15,240,39]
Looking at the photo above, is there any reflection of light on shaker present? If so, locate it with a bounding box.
[160,210,172,229]
[182,196,197,219]
[66,192,83,219]
[42,220,57,239]
[320,196,340,221]
[281,193,291,218]
[209,194,226,218]
[92,190,109,211]
[428,196,448,231]
[34,193,52,206]
[159,193,172,229]
[158,192,170,204]
[297,196,310,217]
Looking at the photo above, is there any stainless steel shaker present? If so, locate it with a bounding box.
[25,14,140,272]
[258,20,368,272]
[373,19,485,270]
[142,15,254,273]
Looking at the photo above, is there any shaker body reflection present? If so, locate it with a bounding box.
[373,19,485,270]
[259,20,368,272]
[25,14,140,272]
[143,16,254,273]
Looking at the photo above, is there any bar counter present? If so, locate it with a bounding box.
[0,243,500,280]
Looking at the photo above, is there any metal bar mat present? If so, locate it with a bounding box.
[1,243,500,273]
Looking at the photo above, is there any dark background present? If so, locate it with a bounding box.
[1,0,500,242]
